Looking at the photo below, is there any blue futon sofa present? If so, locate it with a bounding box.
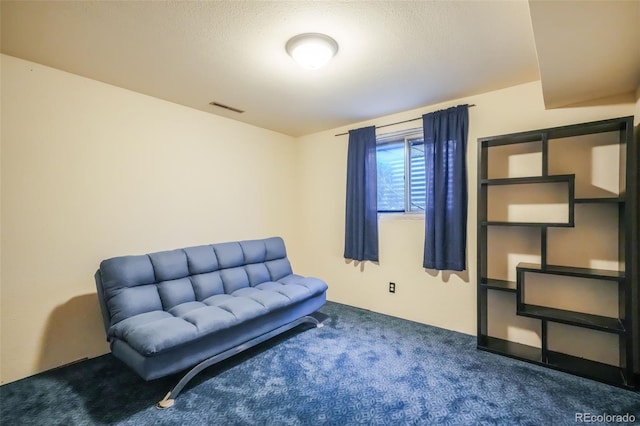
[95,237,327,407]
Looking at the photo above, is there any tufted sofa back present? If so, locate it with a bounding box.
[96,237,293,332]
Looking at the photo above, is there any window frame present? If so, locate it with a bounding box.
[376,127,425,215]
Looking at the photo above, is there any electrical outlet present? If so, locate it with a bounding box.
[389,282,396,293]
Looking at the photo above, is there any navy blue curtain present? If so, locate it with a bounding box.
[344,126,379,261]
[423,105,469,271]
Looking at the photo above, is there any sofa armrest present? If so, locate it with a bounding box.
[94,269,112,340]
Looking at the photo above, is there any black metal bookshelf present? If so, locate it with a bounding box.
[476,116,638,389]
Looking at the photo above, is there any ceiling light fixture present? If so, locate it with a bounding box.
[285,33,338,70]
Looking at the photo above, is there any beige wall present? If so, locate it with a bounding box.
[0,55,298,384]
[293,81,634,364]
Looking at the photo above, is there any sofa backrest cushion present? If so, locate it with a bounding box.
[98,237,293,328]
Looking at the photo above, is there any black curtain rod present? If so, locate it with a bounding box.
[334,104,476,137]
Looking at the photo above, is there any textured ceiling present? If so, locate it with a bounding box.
[1,1,540,136]
[2,1,635,137]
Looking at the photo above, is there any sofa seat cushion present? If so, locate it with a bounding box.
[254,282,311,304]
[107,276,327,356]
[110,298,267,356]
[230,287,291,310]
[277,274,329,295]
[110,311,199,356]
[170,302,238,333]
[203,294,268,322]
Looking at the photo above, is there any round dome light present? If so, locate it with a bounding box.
[285,33,339,70]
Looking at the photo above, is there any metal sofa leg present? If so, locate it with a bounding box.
[156,315,322,409]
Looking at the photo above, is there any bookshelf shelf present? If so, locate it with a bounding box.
[574,197,625,204]
[517,304,624,334]
[516,262,625,281]
[481,221,574,228]
[480,174,574,186]
[477,336,541,363]
[479,278,517,293]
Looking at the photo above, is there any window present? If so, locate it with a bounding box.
[376,129,426,213]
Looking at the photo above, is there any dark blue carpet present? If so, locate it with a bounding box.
[1,301,639,425]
